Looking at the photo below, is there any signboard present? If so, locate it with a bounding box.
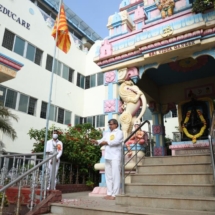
[0,4,30,30]
[144,40,200,58]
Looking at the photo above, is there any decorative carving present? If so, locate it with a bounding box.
[148,101,159,113]
[134,5,145,21]
[118,100,123,114]
[126,124,148,145]
[118,68,128,82]
[154,0,175,19]
[104,71,116,84]
[154,147,164,156]
[169,142,209,149]
[152,125,163,135]
[104,100,116,113]
[169,56,208,73]
[119,80,147,139]
[100,40,112,59]
[126,67,139,79]
[161,26,173,38]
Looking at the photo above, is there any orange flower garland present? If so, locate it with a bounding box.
[182,109,206,143]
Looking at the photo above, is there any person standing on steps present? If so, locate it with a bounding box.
[46,129,63,190]
[91,119,124,200]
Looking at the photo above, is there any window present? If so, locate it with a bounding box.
[96,115,105,127]
[26,43,35,61]
[74,115,87,125]
[86,116,95,127]
[5,89,17,109]
[97,73,104,86]
[0,86,37,116]
[90,74,96,88]
[2,29,43,66]
[46,55,74,82]
[46,55,53,72]
[54,60,62,76]
[49,104,57,121]
[0,86,6,104]
[77,73,85,89]
[65,111,71,125]
[85,76,90,89]
[40,102,47,119]
[40,102,71,125]
[75,115,104,127]
[14,36,25,56]
[28,97,37,115]
[35,49,43,65]
[68,68,74,83]
[57,108,64,124]
[62,65,69,81]
[172,109,178,118]
[18,94,28,113]
[81,74,97,89]
[18,94,37,115]
[2,29,15,51]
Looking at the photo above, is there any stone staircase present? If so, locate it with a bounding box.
[47,154,215,215]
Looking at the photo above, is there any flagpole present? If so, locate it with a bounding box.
[41,0,63,199]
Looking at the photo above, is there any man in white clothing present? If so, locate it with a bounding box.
[46,130,63,190]
[91,119,124,200]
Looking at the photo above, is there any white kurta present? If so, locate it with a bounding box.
[97,128,124,197]
[46,139,63,189]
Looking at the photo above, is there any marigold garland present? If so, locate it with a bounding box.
[182,109,207,143]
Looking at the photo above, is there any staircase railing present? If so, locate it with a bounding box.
[208,110,215,183]
[0,152,58,215]
[121,120,152,195]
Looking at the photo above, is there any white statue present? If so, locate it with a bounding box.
[119,80,147,140]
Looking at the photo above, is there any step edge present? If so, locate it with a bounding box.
[117,194,215,201]
[125,183,215,187]
[139,162,212,167]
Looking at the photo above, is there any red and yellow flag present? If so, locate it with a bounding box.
[51,4,71,53]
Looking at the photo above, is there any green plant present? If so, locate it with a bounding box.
[192,0,215,13]
[28,123,102,184]
[0,193,9,207]
[0,103,18,140]
[86,179,94,187]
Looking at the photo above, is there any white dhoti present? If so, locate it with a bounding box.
[105,159,121,197]
[47,159,60,190]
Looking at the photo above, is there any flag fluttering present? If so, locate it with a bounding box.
[51,4,71,53]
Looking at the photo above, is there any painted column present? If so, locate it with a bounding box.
[149,101,166,156]
[98,70,120,188]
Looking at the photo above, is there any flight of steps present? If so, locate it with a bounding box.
[48,154,215,215]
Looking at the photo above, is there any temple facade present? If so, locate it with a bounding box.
[93,0,215,156]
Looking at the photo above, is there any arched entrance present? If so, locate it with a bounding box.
[137,55,215,155]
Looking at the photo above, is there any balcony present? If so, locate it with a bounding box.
[0,53,23,83]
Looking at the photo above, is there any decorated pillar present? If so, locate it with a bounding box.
[149,101,166,156]
[149,101,177,156]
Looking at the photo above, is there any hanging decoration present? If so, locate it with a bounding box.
[182,109,207,143]
[169,56,208,73]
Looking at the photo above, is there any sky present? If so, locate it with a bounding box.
[63,0,122,39]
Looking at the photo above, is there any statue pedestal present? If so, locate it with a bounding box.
[169,140,210,156]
